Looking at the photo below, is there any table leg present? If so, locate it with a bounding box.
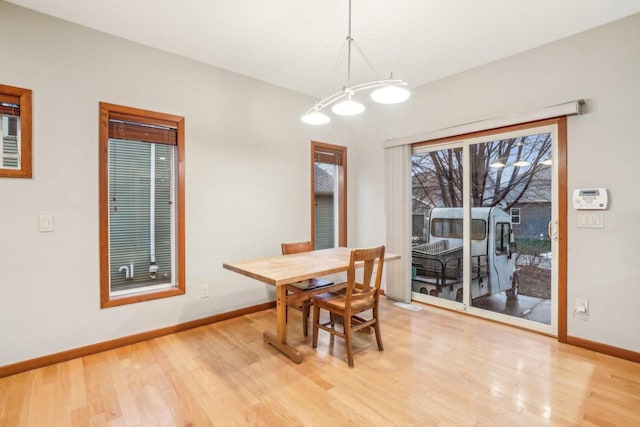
[263,284,303,363]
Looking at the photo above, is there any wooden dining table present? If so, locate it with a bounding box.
[223,247,400,363]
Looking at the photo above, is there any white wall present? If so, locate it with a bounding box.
[352,13,640,352]
[0,2,352,366]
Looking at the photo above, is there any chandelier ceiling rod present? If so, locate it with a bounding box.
[346,0,352,88]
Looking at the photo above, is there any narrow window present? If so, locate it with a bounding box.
[430,218,486,240]
[99,103,185,308]
[311,141,347,249]
[0,84,32,178]
[495,222,511,256]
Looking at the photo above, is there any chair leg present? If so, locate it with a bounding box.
[302,302,310,337]
[373,303,384,351]
[312,302,320,348]
[345,314,354,367]
[329,312,336,345]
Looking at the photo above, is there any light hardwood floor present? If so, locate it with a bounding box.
[1,299,639,426]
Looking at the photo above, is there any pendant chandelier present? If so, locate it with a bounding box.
[301,0,410,125]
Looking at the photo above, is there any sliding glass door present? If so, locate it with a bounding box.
[411,144,466,308]
[411,120,562,334]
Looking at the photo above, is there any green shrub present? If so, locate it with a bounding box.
[515,238,551,255]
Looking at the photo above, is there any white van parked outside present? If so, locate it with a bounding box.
[411,207,519,302]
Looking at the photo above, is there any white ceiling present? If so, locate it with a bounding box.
[8,0,640,99]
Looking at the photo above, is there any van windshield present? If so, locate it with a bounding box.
[431,218,486,240]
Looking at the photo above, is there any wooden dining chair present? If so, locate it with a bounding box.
[312,245,385,367]
[281,241,334,337]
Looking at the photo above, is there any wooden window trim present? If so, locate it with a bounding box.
[0,84,32,178]
[311,141,347,248]
[99,102,185,308]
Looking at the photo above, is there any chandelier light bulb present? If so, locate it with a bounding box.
[301,110,331,125]
[371,85,411,104]
[331,97,365,116]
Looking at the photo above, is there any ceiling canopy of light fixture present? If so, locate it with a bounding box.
[301,0,410,125]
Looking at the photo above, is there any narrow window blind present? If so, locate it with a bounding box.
[1,94,21,169]
[108,119,177,145]
[107,114,176,293]
[0,94,20,116]
[314,150,343,166]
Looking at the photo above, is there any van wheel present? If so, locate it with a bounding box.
[506,273,519,300]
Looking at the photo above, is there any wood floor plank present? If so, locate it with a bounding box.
[1,298,639,426]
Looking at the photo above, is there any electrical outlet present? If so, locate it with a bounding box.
[576,298,589,315]
[200,284,210,299]
[38,214,54,232]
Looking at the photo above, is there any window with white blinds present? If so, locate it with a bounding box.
[99,103,185,308]
[0,84,31,178]
[108,139,174,292]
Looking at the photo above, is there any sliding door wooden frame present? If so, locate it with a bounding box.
[412,117,567,341]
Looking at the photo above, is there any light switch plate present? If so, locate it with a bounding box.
[38,214,54,232]
[577,213,604,229]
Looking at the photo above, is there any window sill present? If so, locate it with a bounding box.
[101,286,185,308]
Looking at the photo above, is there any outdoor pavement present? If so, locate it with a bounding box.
[472,292,551,324]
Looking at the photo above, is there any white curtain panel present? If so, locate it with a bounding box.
[384,144,412,302]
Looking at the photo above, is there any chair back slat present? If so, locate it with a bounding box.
[345,246,385,307]
[281,241,313,255]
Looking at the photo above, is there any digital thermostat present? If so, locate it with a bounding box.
[573,188,608,210]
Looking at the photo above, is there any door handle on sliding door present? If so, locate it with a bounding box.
[548,219,558,241]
